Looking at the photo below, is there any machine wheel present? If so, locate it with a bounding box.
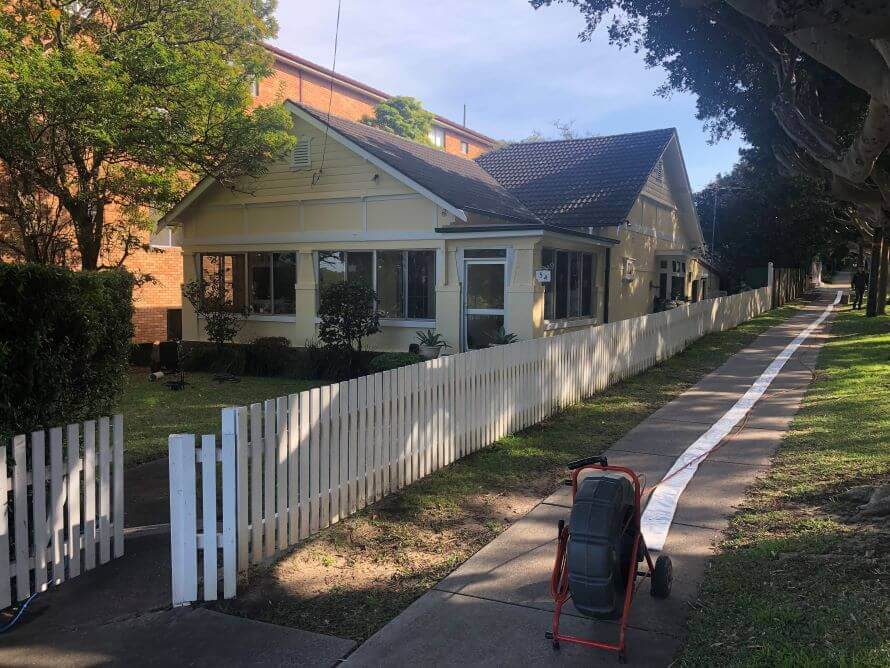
[651,554,673,598]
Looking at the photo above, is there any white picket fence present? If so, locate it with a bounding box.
[1,415,125,608]
[169,287,771,605]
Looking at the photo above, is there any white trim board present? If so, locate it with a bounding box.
[641,291,842,551]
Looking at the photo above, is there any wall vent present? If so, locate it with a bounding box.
[291,137,312,170]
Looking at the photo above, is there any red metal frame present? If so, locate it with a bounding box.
[548,463,656,662]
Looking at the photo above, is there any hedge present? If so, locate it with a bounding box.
[368,352,422,373]
[0,263,134,439]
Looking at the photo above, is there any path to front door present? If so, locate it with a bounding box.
[344,286,840,667]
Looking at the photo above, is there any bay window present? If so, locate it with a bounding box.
[200,254,246,311]
[542,248,596,321]
[318,249,436,320]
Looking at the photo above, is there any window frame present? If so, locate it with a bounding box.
[541,247,597,325]
[428,126,446,148]
[198,251,297,319]
[316,249,437,324]
[460,141,469,155]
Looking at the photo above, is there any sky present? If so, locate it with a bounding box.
[273,0,746,191]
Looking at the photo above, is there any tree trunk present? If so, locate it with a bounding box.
[866,226,883,317]
[71,205,103,271]
[878,228,890,315]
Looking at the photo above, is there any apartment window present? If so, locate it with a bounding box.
[428,126,445,148]
[460,141,469,155]
[200,254,246,311]
[541,248,596,321]
[248,252,297,315]
[318,250,436,320]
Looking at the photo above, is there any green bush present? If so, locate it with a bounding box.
[368,352,422,373]
[247,337,291,376]
[0,263,134,438]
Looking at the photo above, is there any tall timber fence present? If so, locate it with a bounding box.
[169,286,772,605]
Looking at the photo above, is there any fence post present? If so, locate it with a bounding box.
[169,434,197,607]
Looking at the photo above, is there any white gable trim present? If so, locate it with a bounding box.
[285,102,468,223]
[157,175,216,230]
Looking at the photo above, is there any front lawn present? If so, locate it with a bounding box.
[118,369,325,467]
[678,307,890,666]
[215,302,804,641]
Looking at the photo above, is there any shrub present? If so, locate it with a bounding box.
[368,352,422,373]
[0,264,134,437]
[182,278,245,350]
[317,282,380,353]
[247,337,291,376]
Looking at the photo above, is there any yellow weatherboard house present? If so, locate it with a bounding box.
[158,101,715,352]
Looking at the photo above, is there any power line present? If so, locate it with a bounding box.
[312,0,342,187]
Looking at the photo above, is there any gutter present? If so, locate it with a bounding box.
[435,223,620,246]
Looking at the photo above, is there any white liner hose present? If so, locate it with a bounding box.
[641,291,842,551]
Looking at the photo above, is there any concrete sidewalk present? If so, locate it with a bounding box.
[345,287,840,667]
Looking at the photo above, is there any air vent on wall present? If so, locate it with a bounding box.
[291,136,312,170]
[652,160,665,184]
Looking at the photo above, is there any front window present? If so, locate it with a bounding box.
[248,252,296,315]
[318,250,436,320]
[201,252,295,315]
[428,126,445,148]
[460,141,469,155]
[201,254,246,311]
[542,248,596,321]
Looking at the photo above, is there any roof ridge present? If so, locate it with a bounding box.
[489,127,676,150]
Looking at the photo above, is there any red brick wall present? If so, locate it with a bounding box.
[260,55,493,159]
[125,238,183,342]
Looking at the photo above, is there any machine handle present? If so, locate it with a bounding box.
[567,455,608,470]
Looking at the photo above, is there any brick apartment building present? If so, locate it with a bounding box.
[129,44,496,342]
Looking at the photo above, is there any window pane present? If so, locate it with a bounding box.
[248,252,272,315]
[581,253,593,317]
[202,254,245,310]
[273,252,296,315]
[466,263,504,310]
[464,249,506,259]
[542,248,554,320]
[466,314,503,350]
[318,251,345,291]
[568,252,581,317]
[376,251,404,319]
[346,251,374,288]
[407,251,436,318]
[554,251,568,319]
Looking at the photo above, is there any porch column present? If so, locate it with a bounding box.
[436,245,461,352]
[506,241,537,341]
[294,250,317,345]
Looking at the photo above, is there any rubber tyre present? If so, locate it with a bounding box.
[651,554,673,599]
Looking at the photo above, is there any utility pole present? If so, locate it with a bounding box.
[463,104,467,127]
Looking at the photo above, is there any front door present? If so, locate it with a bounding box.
[463,259,506,350]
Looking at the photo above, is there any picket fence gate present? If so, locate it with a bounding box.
[169,287,771,605]
[1,415,125,608]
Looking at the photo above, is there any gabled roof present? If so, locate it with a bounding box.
[291,102,542,225]
[475,129,676,228]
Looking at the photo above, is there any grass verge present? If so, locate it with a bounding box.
[215,302,804,642]
[118,370,323,467]
[678,307,890,667]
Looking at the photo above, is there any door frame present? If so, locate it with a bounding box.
[461,258,507,351]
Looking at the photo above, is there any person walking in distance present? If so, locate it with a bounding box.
[852,268,868,309]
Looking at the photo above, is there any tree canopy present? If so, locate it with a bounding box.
[362,96,435,144]
[0,0,295,270]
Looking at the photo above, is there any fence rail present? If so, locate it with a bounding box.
[1,415,124,608]
[170,287,771,605]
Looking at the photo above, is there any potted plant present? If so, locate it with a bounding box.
[490,326,519,346]
[415,329,449,360]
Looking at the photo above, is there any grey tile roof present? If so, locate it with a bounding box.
[475,129,676,228]
[295,103,541,224]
